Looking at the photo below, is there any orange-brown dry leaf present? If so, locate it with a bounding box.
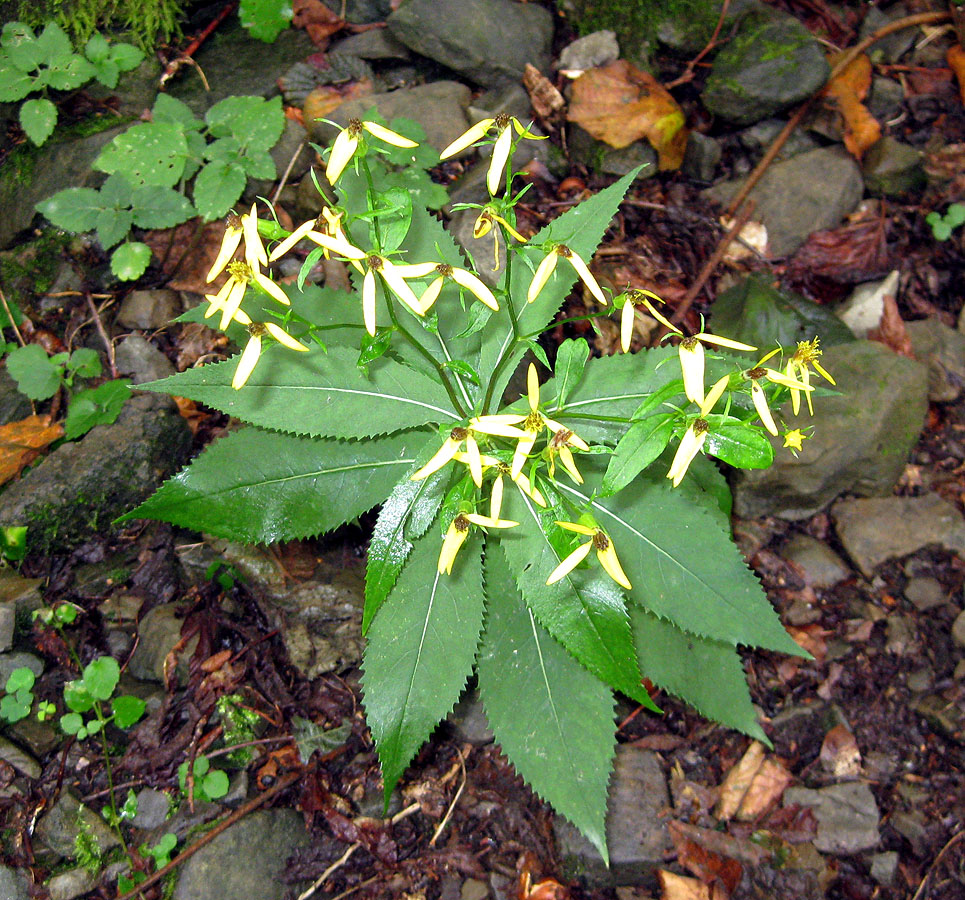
[715,741,765,821]
[302,79,375,125]
[735,758,792,821]
[669,826,743,893]
[567,60,688,170]
[824,52,880,159]
[523,63,565,125]
[659,870,726,900]
[0,415,64,486]
[947,44,965,105]
[291,0,346,47]
[869,293,914,359]
[819,723,862,777]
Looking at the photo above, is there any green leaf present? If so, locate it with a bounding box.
[2,23,41,70]
[0,526,27,562]
[554,463,804,656]
[362,529,485,802]
[111,242,152,280]
[94,122,188,188]
[45,53,95,90]
[152,92,202,130]
[364,440,448,632]
[94,207,133,249]
[240,148,276,180]
[36,187,103,233]
[202,769,229,798]
[372,186,412,253]
[193,159,246,221]
[83,656,119,700]
[111,695,146,728]
[122,428,424,543]
[4,667,35,694]
[498,486,653,707]
[206,95,285,152]
[5,344,61,400]
[67,348,101,378]
[478,543,615,863]
[60,712,84,734]
[63,380,130,440]
[239,0,293,41]
[90,58,119,88]
[83,32,110,63]
[291,717,351,763]
[130,184,195,229]
[63,681,94,713]
[34,22,71,61]
[20,97,56,145]
[0,64,34,100]
[109,42,144,73]
[705,423,774,469]
[601,412,675,496]
[629,606,768,743]
[139,345,460,438]
[553,339,589,406]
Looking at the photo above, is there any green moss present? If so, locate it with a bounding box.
[0,229,72,303]
[13,0,183,50]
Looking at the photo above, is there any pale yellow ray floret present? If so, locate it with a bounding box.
[437,508,518,575]
[618,288,676,353]
[440,114,544,196]
[472,207,528,270]
[744,349,813,436]
[676,331,757,405]
[784,337,835,415]
[410,416,527,488]
[546,521,631,590]
[325,119,419,185]
[666,375,730,487]
[407,263,499,314]
[527,244,607,306]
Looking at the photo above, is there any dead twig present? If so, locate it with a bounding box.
[85,292,117,379]
[664,0,732,90]
[429,747,467,847]
[271,141,307,206]
[0,288,26,347]
[911,828,965,900]
[158,2,236,90]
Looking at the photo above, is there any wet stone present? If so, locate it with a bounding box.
[46,867,96,900]
[128,603,199,684]
[783,782,880,855]
[34,789,121,861]
[0,604,14,651]
[915,693,965,743]
[0,736,40,779]
[906,318,965,402]
[0,366,33,426]
[0,651,43,684]
[0,865,29,900]
[558,30,620,76]
[4,715,60,757]
[870,851,899,886]
[115,288,182,330]
[0,571,43,617]
[862,136,924,197]
[114,335,177,385]
[780,534,850,589]
[836,270,900,339]
[904,576,946,611]
[952,609,965,649]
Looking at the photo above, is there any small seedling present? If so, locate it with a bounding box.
[0,667,36,723]
[926,203,965,241]
[177,756,230,803]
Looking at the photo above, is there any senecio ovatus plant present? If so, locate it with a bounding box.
[124,112,834,860]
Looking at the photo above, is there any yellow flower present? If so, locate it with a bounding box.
[207,203,269,283]
[744,350,813,436]
[204,257,291,332]
[361,255,427,335]
[268,208,365,263]
[503,364,589,479]
[676,332,756,404]
[527,244,606,306]
[666,375,729,487]
[411,416,527,488]
[617,288,676,353]
[546,427,585,484]
[782,428,808,455]
[472,206,527,269]
[784,337,835,415]
[326,118,419,184]
[438,508,517,575]
[546,521,631,590]
[440,113,544,195]
[456,452,548,508]
[409,262,499,314]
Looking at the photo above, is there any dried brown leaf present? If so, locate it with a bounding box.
[819,724,862,777]
[948,45,965,105]
[868,293,914,358]
[669,826,743,893]
[735,758,792,821]
[523,63,565,125]
[291,0,346,47]
[0,414,64,486]
[716,741,765,821]
[824,52,880,160]
[659,870,727,900]
[567,60,688,170]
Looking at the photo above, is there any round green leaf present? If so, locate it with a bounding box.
[130,185,195,229]
[36,187,103,232]
[0,64,35,100]
[20,97,57,146]
[111,695,146,728]
[202,769,229,799]
[83,656,120,700]
[110,43,144,72]
[4,666,35,693]
[63,681,94,713]
[60,712,84,735]
[111,242,152,281]
[704,423,775,469]
[84,32,110,63]
[5,344,61,400]
[45,53,95,91]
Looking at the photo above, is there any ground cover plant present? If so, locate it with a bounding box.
[112,112,836,861]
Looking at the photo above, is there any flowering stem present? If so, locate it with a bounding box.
[481,229,522,414]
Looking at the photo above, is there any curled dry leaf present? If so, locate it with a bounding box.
[716,741,765,821]
[523,63,565,127]
[824,52,880,160]
[567,60,688,170]
[291,0,346,47]
[659,870,728,900]
[0,415,64,485]
[669,823,743,893]
[945,44,965,105]
[819,723,862,778]
[734,758,792,821]
[868,292,914,359]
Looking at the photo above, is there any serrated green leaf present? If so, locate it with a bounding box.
[2,23,41,70]
[152,92,202,129]
[95,122,187,187]
[362,530,485,802]
[83,32,110,63]
[601,412,674,496]
[34,22,71,60]
[36,187,103,232]
[194,159,246,221]
[705,423,774,469]
[20,97,56,145]
[478,543,614,863]
[122,428,424,543]
[5,344,61,400]
[90,59,119,88]
[498,486,652,706]
[239,0,293,41]
[130,185,195,229]
[629,606,768,743]
[364,439,448,632]
[139,345,460,438]
[553,338,589,406]
[206,95,285,152]
[109,42,143,72]
[63,380,130,440]
[0,64,34,100]
[111,242,152,280]
[240,148,276,180]
[291,717,350,763]
[94,207,133,249]
[554,462,804,656]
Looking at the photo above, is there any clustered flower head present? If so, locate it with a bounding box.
[441,114,545,196]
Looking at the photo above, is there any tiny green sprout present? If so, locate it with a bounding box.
[926,203,965,241]
[1,667,36,723]
[178,757,230,803]
[36,700,56,721]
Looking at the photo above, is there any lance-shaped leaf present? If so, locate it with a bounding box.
[139,345,460,439]
[364,446,448,633]
[121,428,422,543]
[629,605,768,744]
[478,543,615,864]
[362,529,485,802]
[555,465,804,656]
[479,167,643,406]
[498,487,654,707]
[602,411,675,496]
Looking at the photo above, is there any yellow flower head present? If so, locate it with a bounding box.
[437,507,517,575]
[472,207,527,270]
[326,119,419,184]
[268,208,365,263]
[411,416,527,488]
[361,254,427,335]
[207,203,269,284]
[409,262,499,314]
[527,244,606,306]
[784,337,835,415]
[618,288,676,353]
[782,428,808,455]
[546,521,631,590]
[744,349,812,436]
[676,331,756,405]
[666,375,729,487]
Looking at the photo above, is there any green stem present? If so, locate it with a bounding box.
[481,233,522,414]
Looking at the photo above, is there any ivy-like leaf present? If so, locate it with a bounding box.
[291,717,351,764]
[478,543,615,864]
[629,605,768,743]
[130,185,195,229]
[362,529,485,802]
[554,462,804,656]
[20,97,56,146]
[63,379,130,440]
[239,0,293,41]
[139,345,460,439]
[122,428,423,544]
[36,187,102,233]
[5,344,61,400]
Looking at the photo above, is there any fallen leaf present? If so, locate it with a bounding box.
[302,79,375,125]
[786,624,829,661]
[567,60,688,170]
[0,415,64,486]
[523,63,565,126]
[868,292,914,358]
[669,826,742,893]
[824,52,880,159]
[668,821,770,868]
[659,870,727,900]
[735,758,792,821]
[143,219,220,293]
[291,0,346,47]
[947,44,965,105]
[716,741,765,821]
[819,724,862,777]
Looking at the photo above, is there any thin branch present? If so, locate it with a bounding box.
[0,288,26,347]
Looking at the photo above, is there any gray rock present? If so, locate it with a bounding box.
[332,28,411,60]
[681,131,721,183]
[783,783,879,855]
[835,271,900,339]
[780,534,850,588]
[870,851,899,886]
[555,747,670,887]
[114,336,177,385]
[862,137,924,197]
[322,0,392,24]
[891,808,928,857]
[0,571,42,621]
[0,393,191,554]
[860,6,917,64]
[245,118,311,203]
[703,147,863,257]
[448,690,493,745]
[906,318,965,402]
[914,693,964,743]
[4,716,60,757]
[0,736,40,778]
[0,366,33,425]
[904,576,946,611]
[116,289,182,330]
[84,56,161,119]
[738,117,819,162]
[387,0,554,88]
[470,82,534,126]
[34,789,121,861]
[867,76,905,124]
[311,81,473,155]
[833,494,965,578]
[128,604,198,684]
[953,610,965,649]
[0,651,43,684]
[173,809,310,900]
[0,865,30,900]
[47,867,97,900]
[702,9,830,125]
[558,31,620,76]
[732,341,929,519]
[447,208,506,289]
[132,788,171,829]
[0,604,14,651]
[568,126,658,179]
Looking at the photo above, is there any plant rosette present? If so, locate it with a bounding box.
[120,113,831,861]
